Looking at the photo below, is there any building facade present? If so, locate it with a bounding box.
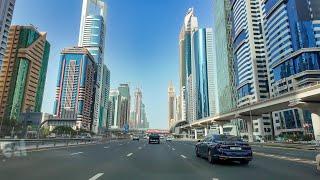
[179,8,198,123]
[0,0,15,69]
[230,0,272,139]
[118,83,130,128]
[168,81,176,128]
[213,0,237,114]
[0,25,50,120]
[262,0,320,136]
[192,28,216,119]
[108,89,120,129]
[134,88,143,128]
[78,0,109,134]
[53,47,95,131]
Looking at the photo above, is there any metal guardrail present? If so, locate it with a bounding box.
[0,138,100,158]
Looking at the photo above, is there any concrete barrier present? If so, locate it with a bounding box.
[316,154,320,171]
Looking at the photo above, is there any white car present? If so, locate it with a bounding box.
[166,137,174,141]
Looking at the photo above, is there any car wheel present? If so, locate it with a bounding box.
[240,160,249,165]
[208,149,215,164]
[195,147,200,157]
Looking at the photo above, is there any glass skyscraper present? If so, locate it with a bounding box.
[78,0,110,133]
[54,47,95,130]
[0,0,15,69]
[213,0,237,114]
[262,0,320,135]
[193,28,215,119]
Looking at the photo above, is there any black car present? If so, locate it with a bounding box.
[195,134,252,164]
[148,133,160,144]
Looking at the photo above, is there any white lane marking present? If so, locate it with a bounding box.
[138,147,142,150]
[172,148,175,151]
[70,152,83,156]
[212,178,219,180]
[104,146,109,149]
[180,154,187,159]
[254,152,316,165]
[127,153,133,157]
[119,144,123,146]
[89,173,104,180]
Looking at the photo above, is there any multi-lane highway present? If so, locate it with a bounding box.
[0,139,319,180]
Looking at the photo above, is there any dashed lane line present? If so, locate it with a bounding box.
[127,153,133,157]
[70,152,83,156]
[103,146,109,149]
[89,173,104,180]
[180,154,187,159]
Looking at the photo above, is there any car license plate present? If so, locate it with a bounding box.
[230,147,241,150]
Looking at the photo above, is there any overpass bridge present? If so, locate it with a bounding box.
[176,83,320,141]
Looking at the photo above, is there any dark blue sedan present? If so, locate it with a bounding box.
[195,134,252,164]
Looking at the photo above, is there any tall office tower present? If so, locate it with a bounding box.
[179,8,198,123]
[134,88,142,128]
[99,65,110,131]
[230,0,272,139]
[262,0,320,136]
[129,110,136,129]
[168,81,176,128]
[0,0,15,69]
[78,0,108,133]
[53,47,95,130]
[141,103,147,128]
[108,89,120,129]
[213,0,236,114]
[118,83,130,128]
[175,94,181,122]
[0,25,50,120]
[192,28,216,119]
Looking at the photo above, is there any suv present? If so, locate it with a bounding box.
[148,134,160,144]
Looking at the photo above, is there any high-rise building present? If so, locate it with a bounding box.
[53,47,95,130]
[0,0,15,69]
[192,28,216,119]
[262,0,320,136]
[78,0,109,134]
[212,0,237,114]
[179,8,198,123]
[129,110,136,128]
[230,0,272,139]
[108,89,120,129]
[99,65,110,131]
[134,88,142,128]
[168,81,176,128]
[118,83,130,128]
[0,25,50,120]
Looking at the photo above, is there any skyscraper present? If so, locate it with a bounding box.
[179,8,198,123]
[230,0,272,139]
[0,0,15,69]
[134,88,142,128]
[192,28,216,119]
[212,0,236,114]
[0,25,50,120]
[53,47,95,130]
[168,81,176,128]
[99,65,110,131]
[118,83,130,128]
[78,0,109,134]
[262,0,320,135]
[108,89,120,129]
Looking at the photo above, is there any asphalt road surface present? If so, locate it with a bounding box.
[0,139,319,180]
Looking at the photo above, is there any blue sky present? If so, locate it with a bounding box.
[12,0,213,129]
